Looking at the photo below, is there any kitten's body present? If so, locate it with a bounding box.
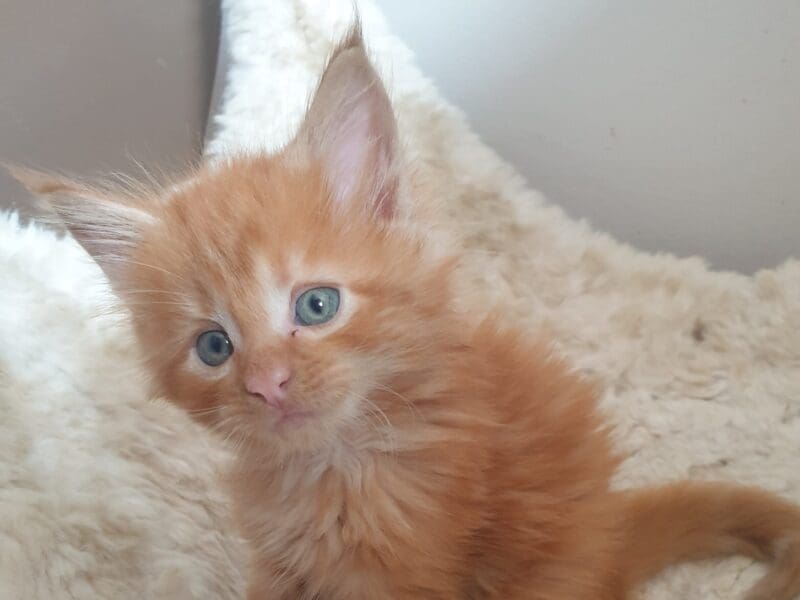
[21,27,800,600]
[235,317,620,599]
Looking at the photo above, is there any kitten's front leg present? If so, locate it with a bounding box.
[247,570,448,600]
[491,576,629,600]
[246,581,304,600]
[246,563,307,600]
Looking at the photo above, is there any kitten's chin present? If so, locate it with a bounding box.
[245,405,338,455]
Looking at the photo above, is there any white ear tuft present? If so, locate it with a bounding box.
[296,25,399,218]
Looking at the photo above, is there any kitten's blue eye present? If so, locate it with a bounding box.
[295,287,340,326]
[196,330,233,366]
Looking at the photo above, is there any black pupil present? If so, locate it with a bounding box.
[309,295,325,314]
[209,334,225,354]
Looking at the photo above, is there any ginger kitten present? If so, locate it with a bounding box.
[19,26,800,600]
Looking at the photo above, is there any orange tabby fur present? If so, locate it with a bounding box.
[19,26,800,600]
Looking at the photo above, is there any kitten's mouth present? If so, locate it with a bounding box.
[271,407,316,429]
[246,391,317,427]
[278,409,314,423]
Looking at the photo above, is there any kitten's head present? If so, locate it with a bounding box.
[19,28,458,458]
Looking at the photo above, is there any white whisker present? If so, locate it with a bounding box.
[373,382,425,424]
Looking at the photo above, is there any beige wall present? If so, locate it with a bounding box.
[0,1,220,218]
[377,0,800,273]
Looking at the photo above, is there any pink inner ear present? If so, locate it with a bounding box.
[325,105,373,205]
[296,36,398,218]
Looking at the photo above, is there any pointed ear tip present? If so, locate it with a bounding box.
[330,19,367,61]
[4,164,79,196]
[3,163,36,186]
[344,18,364,47]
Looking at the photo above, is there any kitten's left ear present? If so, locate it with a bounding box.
[7,165,154,283]
[295,24,399,218]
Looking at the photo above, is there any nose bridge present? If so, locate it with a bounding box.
[246,339,291,378]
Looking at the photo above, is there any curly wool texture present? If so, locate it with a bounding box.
[207,1,800,598]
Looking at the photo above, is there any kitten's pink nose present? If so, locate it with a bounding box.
[245,364,291,409]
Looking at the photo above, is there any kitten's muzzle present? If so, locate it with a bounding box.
[245,363,291,410]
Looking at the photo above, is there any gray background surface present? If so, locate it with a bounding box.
[0,1,220,218]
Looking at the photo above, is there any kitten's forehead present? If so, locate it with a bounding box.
[254,258,293,334]
[253,249,348,288]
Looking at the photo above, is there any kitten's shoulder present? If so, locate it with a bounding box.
[462,314,601,409]
[465,314,559,368]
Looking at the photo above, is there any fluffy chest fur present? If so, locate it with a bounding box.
[229,325,619,599]
[234,437,489,598]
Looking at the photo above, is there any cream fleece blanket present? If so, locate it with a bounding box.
[1,0,798,598]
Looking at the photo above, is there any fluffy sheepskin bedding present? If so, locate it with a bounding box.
[1,0,798,598]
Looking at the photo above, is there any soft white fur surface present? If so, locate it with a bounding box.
[209,1,800,598]
[0,212,244,599]
[1,0,798,598]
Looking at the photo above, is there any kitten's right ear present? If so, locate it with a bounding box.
[7,165,154,282]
